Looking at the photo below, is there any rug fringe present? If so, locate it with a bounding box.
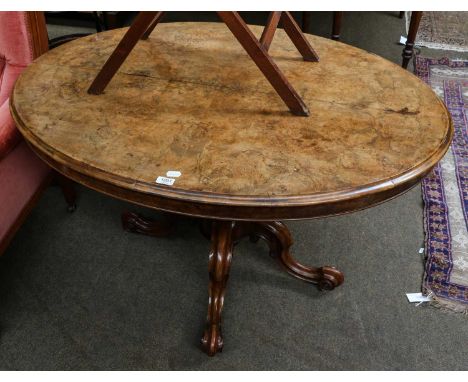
[413,42,468,53]
[404,11,468,52]
[426,292,468,315]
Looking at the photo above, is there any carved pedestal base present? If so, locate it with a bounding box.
[121,211,174,237]
[201,221,234,356]
[200,220,344,356]
[123,213,344,356]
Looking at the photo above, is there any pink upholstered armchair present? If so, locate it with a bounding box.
[0,12,76,255]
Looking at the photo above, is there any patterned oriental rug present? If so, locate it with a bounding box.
[416,57,468,313]
[406,12,468,52]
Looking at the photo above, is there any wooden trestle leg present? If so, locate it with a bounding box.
[88,11,319,116]
[218,11,310,116]
[260,11,282,50]
[87,11,158,95]
[280,12,319,61]
[141,11,165,40]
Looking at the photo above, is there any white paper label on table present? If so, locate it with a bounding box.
[156,176,176,186]
[166,171,181,178]
[406,293,433,303]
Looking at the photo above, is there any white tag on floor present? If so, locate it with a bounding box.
[399,35,407,45]
[419,247,424,254]
[166,170,181,178]
[406,292,433,303]
[156,176,175,186]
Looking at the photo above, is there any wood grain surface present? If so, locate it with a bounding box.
[10,22,453,220]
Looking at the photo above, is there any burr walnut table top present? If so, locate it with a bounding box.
[10,22,452,220]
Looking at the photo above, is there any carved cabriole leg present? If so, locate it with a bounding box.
[250,221,344,290]
[121,211,173,237]
[201,220,236,356]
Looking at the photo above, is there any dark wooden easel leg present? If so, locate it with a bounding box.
[260,11,282,50]
[331,11,343,41]
[201,220,235,356]
[261,12,318,61]
[280,12,319,62]
[217,11,310,116]
[402,11,422,69]
[87,11,158,95]
[88,11,318,116]
[141,11,165,40]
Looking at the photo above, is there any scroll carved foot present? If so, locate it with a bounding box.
[121,211,173,237]
[201,324,223,356]
[201,220,235,356]
[250,221,344,290]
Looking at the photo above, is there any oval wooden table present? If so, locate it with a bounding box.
[10,22,452,356]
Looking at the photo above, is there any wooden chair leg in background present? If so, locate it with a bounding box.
[331,11,343,40]
[302,11,343,41]
[301,11,310,33]
[402,11,422,69]
[56,173,77,212]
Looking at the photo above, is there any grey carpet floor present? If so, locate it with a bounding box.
[1,12,468,370]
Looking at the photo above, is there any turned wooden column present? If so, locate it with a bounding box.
[331,11,343,41]
[402,11,423,69]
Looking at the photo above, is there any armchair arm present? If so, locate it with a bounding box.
[0,99,21,160]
